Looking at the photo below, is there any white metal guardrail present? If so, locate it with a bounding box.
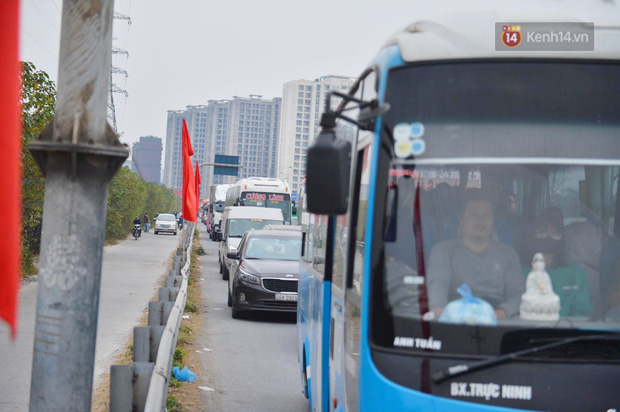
[144,222,194,411]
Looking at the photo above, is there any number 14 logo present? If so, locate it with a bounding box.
[502,25,522,48]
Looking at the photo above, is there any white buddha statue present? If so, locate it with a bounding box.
[520,253,561,321]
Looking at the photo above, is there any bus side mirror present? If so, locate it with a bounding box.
[306,123,351,214]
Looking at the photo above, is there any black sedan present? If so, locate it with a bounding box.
[226,228,302,319]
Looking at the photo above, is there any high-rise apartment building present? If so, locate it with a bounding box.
[163,105,215,196]
[163,96,281,198]
[131,136,162,184]
[277,75,356,194]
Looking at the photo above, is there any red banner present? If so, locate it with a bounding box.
[0,0,21,338]
[195,160,201,216]
[182,119,197,222]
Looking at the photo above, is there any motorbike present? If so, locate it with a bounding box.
[177,218,184,230]
[132,224,141,240]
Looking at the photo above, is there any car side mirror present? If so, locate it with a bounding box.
[227,251,239,259]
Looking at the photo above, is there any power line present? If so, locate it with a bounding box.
[50,0,62,15]
[19,25,58,59]
[28,0,60,32]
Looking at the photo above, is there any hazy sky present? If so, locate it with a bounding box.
[20,0,429,148]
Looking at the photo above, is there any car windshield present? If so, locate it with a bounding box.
[244,236,301,261]
[228,219,283,237]
[158,215,176,221]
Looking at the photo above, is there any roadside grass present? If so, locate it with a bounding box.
[166,230,204,411]
[103,237,122,247]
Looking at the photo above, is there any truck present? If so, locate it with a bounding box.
[208,184,229,241]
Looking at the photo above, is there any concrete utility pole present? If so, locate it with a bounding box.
[28,1,128,410]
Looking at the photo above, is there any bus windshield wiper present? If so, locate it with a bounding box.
[432,333,620,384]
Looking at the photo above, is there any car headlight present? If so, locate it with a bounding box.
[239,269,260,285]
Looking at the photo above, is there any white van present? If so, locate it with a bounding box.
[218,206,284,280]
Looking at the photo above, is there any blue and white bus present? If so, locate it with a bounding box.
[297,2,620,411]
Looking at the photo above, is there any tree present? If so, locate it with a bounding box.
[144,182,181,219]
[105,168,180,242]
[20,61,56,275]
[19,62,180,257]
[106,166,148,241]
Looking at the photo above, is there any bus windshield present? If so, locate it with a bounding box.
[241,192,291,223]
[370,61,620,358]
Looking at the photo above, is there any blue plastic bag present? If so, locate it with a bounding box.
[439,284,497,326]
[172,366,197,382]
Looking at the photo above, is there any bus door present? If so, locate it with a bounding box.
[299,212,333,412]
[329,213,347,411]
[326,143,374,412]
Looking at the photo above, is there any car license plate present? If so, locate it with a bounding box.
[275,294,298,302]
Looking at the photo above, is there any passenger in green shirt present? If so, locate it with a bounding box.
[519,208,593,318]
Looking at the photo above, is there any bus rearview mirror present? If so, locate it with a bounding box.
[306,127,351,215]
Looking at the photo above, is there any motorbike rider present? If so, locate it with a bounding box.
[132,216,142,237]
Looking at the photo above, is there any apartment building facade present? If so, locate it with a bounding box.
[131,136,162,184]
[276,75,356,194]
[163,96,281,197]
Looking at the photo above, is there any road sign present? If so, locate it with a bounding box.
[213,155,239,176]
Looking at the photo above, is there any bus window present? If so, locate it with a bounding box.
[311,214,328,273]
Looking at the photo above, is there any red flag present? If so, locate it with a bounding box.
[195,161,201,215]
[182,119,197,223]
[0,0,21,338]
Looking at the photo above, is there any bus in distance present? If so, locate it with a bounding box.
[297,2,620,411]
[225,177,293,224]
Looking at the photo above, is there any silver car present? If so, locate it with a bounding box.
[154,213,178,235]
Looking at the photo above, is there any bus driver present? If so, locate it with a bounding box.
[426,189,525,319]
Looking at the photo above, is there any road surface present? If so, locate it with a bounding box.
[196,224,310,412]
